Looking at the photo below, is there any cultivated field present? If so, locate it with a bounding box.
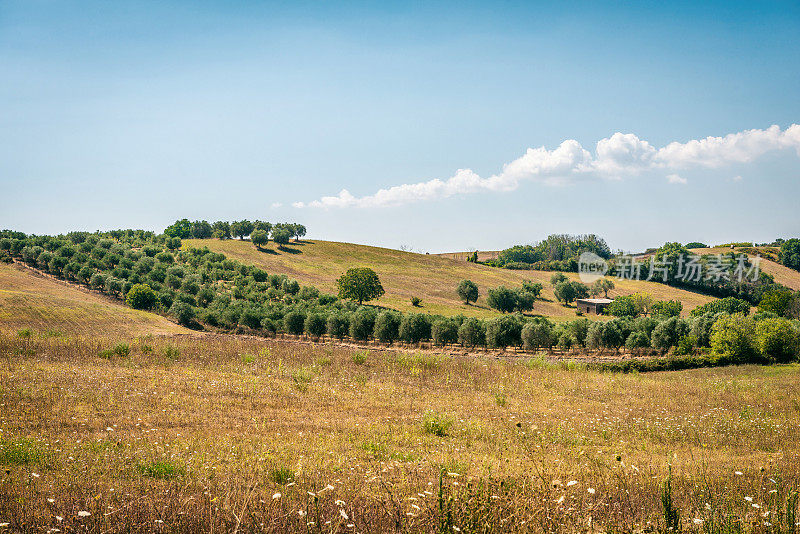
[0,263,186,336]
[1,332,799,532]
[183,239,716,320]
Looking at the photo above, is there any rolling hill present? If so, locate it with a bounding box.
[183,238,716,320]
[0,262,188,336]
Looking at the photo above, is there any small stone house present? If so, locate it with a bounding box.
[576,298,613,315]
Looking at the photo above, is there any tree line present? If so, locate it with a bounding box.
[163,219,306,247]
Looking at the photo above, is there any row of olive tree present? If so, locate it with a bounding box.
[163,219,306,244]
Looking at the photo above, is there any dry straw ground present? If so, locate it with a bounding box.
[1,331,799,532]
[183,239,715,320]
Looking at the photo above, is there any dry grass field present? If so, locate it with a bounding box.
[1,332,799,532]
[0,263,187,336]
[688,247,800,291]
[183,239,716,320]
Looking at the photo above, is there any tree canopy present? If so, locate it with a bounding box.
[337,267,385,305]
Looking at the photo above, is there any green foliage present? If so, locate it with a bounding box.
[250,229,269,248]
[326,314,349,339]
[486,286,535,313]
[457,317,485,348]
[337,267,385,304]
[374,310,401,343]
[349,309,376,341]
[431,318,458,346]
[0,438,50,467]
[399,313,431,343]
[521,320,555,351]
[137,460,185,479]
[607,295,637,317]
[304,313,327,339]
[410,296,422,307]
[651,299,682,319]
[779,238,800,271]
[710,314,757,363]
[456,279,479,304]
[271,226,292,246]
[283,311,306,335]
[169,301,196,326]
[125,283,157,310]
[493,234,611,270]
[269,466,294,485]
[164,219,192,239]
[755,318,800,363]
[691,296,751,317]
[550,272,568,286]
[684,242,708,249]
[485,315,522,349]
[758,289,795,316]
[422,411,454,437]
[554,281,588,305]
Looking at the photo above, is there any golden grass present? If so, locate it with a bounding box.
[0,263,187,336]
[2,332,799,532]
[183,239,715,320]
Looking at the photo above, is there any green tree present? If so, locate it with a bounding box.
[487,286,517,313]
[755,318,800,363]
[521,280,543,299]
[337,267,385,305]
[456,279,479,304]
[190,220,213,239]
[125,283,157,310]
[326,314,349,339]
[164,219,192,239]
[758,289,794,316]
[710,314,757,363]
[283,311,306,335]
[607,295,637,317]
[485,315,522,349]
[250,229,269,249]
[212,221,231,239]
[521,320,554,351]
[554,281,587,306]
[550,272,568,286]
[651,299,683,319]
[458,318,485,348]
[271,227,292,248]
[290,223,307,242]
[304,313,327,339]
[169,301,196,326]
[779,238,800,271]
[431,318,458,346]
[230,220,254,240]
[590,278,615,298]
[399,314,431,343]
[374,310,402,343]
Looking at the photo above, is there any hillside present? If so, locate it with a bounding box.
[0,262,188,336]
[687,246,800,290]
[183,238,716,319]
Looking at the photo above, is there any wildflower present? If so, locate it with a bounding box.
[745,496,753,502]
[347,524,354,528]
[77,511,91,518]
[735,471,743,476]
[335,500,345,506]
[453,528,461,532]
[47,498,55,503]
[0,524,8,528]
[272,493,281,500]
[693,518,704,525]
[551,479,562,487]
[411,504,420,510]
[340,509,349,521]
[298,510,306,517]
[566,480,578,487]
[323,484,334,492]
[587,488,596,495]
[447,472,461,477]
[32,473,40,478]
[557,495,565,504]
[155,520,163,524]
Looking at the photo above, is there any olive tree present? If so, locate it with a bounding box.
[456,279,479,305]
[337,267,384,305]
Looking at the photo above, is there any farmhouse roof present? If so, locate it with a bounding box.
[576,298,614,304]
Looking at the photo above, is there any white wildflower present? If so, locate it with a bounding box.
[339,509,349,521]
[566,480,578,487]
[272,493,281,500]
[587,488,595,495]
[77,511,91,518]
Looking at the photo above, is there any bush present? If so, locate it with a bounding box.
[521,320,555,351]
[399,313,431,343]
[283,311,306,335]
[304,313,327,339]
[169,302,196,326]
[625,331,650,349]
[431,318,458,346]
[374,310,401,343]
[691,297,751,317]
[410,296,422,307]
[710,314,758,364]
[349,309,376,341]
[485,315,522,349]
[458,318,485,348]
[422,411,453,437]
[326,313,349,339]
[755,317,800,363]
[651,317,687,351]
[125,283,157,310]
[239,307,264,329]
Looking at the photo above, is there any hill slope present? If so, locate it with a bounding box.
[183,239,716,319]
[0,263,188,336]
[687,246,800,291]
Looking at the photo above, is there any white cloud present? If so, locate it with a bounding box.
[295,124,800,208]
[271,202,283,208]
[732,175,743,182]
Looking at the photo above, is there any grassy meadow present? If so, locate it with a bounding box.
[2,330,800,532]
[0,263,186,336]
[182,239,716,320]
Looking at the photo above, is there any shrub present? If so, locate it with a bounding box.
[349,309,376,341]
[422,411,453,437]
[163,345,180,360]
[457,317,485,348]
[521,320,555,351]
[239,307,264,329]
[352,351,369,365]
[485,315,522,349]
[374,310,401,343]
[137,460,184,479]
[691,297,751,317]
[283,311,306,335]
[400,313,431,343]
[486,286,517,313]
[269,466,294,485]
[410,296,422,307]
[125,283,157,310]
[625,331,650,350]
[0,438,50,467]
[326,313,349,339]
[169,301,196,326]
[304,313,327,339]
[431,318,458,346]
[710,314,758,364]
[755,317,800,363]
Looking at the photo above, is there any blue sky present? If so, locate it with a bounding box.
[1,1,799,252]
